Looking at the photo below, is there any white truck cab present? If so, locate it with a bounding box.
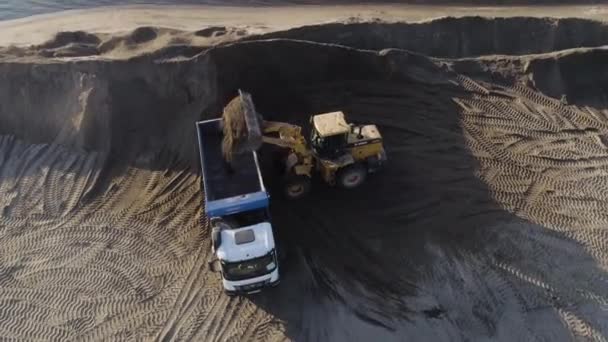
[212,220,279,294]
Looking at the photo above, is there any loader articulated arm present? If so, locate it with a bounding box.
[261,120,315,178]
[261,121,312,158]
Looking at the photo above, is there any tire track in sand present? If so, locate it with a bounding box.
[454,80,608,339]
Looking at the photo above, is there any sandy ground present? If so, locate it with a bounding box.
[1,4,608,46]
[2,4,608,342]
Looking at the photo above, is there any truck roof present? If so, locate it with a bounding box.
[216,222,274,262]
[196,118,269,217]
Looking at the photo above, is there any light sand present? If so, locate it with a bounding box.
[1,4,608,46]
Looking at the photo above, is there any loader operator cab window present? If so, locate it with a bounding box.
[311,129,347,160]
[310,111,350,160]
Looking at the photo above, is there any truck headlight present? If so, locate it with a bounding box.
[266,261,276,271]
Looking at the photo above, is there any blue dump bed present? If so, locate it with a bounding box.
[196,119,269,217]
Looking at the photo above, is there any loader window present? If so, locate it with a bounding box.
[311,130,347,159]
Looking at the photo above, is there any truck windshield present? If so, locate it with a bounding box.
[221,250,277,281]
[223,208,269,228]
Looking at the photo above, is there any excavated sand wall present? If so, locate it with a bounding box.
[0,40,451,168]
[0,58,216,164]
[525,49,608,107]
[4,17,607,154]
[448,47,608,109]
[252,17,608,58]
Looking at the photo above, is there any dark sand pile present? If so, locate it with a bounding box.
[1,13,608,342]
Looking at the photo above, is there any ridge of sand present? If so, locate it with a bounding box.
[1,4,608,47]
[4,15,608,62]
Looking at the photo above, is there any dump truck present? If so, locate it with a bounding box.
[196,118,280,296]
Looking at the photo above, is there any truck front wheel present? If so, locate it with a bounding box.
[283,175,311,199]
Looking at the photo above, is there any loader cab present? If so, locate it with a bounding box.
[310,111,350,159]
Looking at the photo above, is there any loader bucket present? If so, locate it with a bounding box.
[221,90,263,162]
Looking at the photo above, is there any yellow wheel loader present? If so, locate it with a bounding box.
[221,90,387,199]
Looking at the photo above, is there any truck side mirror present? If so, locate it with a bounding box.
[208,259,222,273]
[211,227,222,252]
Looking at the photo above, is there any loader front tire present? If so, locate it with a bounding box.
[283,175,311,200]
[337,164,367,189]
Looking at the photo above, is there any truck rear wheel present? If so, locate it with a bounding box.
[283,175,311,199]
[336,164,367,189]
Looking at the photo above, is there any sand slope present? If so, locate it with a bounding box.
[1,8,608,342]
[2,4,608,47]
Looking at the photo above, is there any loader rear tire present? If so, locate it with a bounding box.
[283,175,311,200]
[337,164,367,189]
